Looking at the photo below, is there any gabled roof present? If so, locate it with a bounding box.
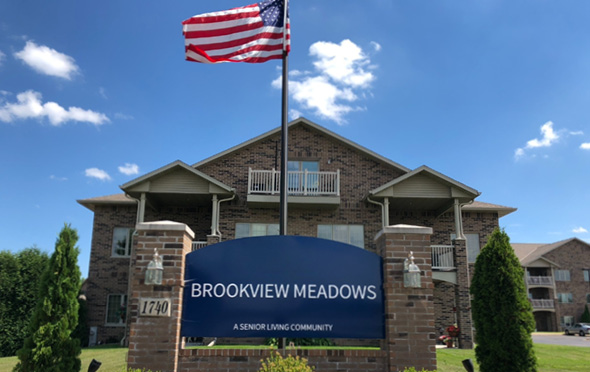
[192,117,411,174]
[513,238,590,267]
[369,165,480,198]
[120,160,234,193]
[463,201,517,218]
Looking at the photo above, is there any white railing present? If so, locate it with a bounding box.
[191,241,207,251]
[248,168,340,196]
[527,276,553,286]
[431,245,455,270]
[530,299,554,309]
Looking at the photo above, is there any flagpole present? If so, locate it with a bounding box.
[279,0,289,236]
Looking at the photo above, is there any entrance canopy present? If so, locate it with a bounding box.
[368,165,480,215]
[121,160,235,210]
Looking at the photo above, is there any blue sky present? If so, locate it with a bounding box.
[1,1,589,278]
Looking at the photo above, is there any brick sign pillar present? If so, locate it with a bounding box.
[375,224,437,372]
[452,238,474,349]
[127,221,194,372]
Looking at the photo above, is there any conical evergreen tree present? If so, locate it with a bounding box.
[471,228,537,372]
[14,224,82,372]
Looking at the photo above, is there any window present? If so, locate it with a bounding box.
[584,269,590,282]
[112,227,133,257]
[555,270,571,281]
[288,161,319,192]
[450,233,480,263]
[318,225,364,249]
[106,294,127,325]
[586,294,590,303]
[235,223,279,239]
[557,293,573,304]
[561,316,574,327]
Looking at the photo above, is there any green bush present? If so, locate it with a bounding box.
[259,351,314,372]
[471,228,537,372]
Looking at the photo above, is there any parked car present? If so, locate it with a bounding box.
[564,323,590,336]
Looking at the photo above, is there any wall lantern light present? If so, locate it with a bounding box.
[403,251,421,288]
[145,248,163,285]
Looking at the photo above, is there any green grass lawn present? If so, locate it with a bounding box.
[0,343,587,372]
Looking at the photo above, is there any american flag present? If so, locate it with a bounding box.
[182,0,290,64]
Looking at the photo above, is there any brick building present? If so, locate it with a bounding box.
[513,238,590,332]
[78,118,516,345]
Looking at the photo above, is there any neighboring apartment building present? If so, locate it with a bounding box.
[78,118,516,345]
[513,238,590,332]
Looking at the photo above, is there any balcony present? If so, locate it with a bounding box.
[191,241,207,251]
[431,245,455,270]
[530,299,555,311]
[431,245,456,284]
[247,168,340,207]
[526,276,553,287]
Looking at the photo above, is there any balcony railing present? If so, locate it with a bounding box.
[191,241,207,251]
[530,299,555,309]
[248,168,340,196]
[431,245,455,270]
[527,276,553,286]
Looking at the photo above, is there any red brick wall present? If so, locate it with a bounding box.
[542,240,590,324]
[178,349,386,372]
[85,205,136,344]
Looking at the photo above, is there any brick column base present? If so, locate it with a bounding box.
[127,221,194,372]
[375,224,437,372]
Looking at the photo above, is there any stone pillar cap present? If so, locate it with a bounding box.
[136,220,195,239]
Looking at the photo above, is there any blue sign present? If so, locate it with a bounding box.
[181,236,384,339]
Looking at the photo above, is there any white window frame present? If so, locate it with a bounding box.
[318,224,364,249]
[561,315,574,328]
[451,233,480,263]
[557,293,573,304]
[555,270,571,282]
[235,223,279,239]
[105,294,127,326]
[112,227,133,257]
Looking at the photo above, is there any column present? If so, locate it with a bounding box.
[127,221,194,372]
[375,224,437,372]
[453,238,474,349]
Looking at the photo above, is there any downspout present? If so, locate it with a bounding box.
[453,198,466,241]
[367,195,389,228]
[123,192,143,347]
[215,193,236,239]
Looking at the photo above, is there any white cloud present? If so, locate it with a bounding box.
[49,175,68,181]
[0,50,5,66]
[370,42,382,52]
[310,39,375,88]
[118,163,139,176]
[514,121,559,160]
[99,87,107,99]
[573,227,588,234]
[526,121,559,148]
[581,143,590,150]
[0,90,109,126]
[85,168,111,181]
[14,41,79,79]
[570,131,584,136]
[114,112,134,120]
[273,39,378,125]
